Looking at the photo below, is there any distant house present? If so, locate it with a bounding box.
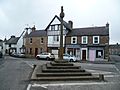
[65,23,109,61]
[45,15,72,59]
[109,43,120,55]
[24,26,47,57]
[5,31,25,55]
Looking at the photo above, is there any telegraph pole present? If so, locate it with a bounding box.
[59,6,65,60]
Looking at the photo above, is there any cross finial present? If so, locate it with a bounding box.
[61,6,63,12]
[60,6,65,18]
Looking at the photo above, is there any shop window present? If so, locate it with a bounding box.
[96,50,103,58]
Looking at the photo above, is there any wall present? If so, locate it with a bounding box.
[25,36,47,57]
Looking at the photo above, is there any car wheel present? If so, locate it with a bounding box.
[46,57,49,60]
[36,56,40,60]
[70,59,73,62]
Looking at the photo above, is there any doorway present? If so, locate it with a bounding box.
[35,48,38,57]
[82,50,86,61]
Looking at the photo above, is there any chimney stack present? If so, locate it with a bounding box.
[106,22,109,28]
[68,20,73,29]
[11,35,15,38]
[31,25,36,32]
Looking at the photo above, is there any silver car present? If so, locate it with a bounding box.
[36,52,55,60]
[63,54,77,62]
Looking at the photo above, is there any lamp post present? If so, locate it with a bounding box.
[59,6,65,60]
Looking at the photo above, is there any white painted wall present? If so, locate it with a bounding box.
[48,36,65,47]
[51,17,60,25]
[17,37,24,54]
[2,42,6,55]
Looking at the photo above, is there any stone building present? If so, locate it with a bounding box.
[24,26,47,57]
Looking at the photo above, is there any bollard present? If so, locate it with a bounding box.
[33,64,36,69]
[99,74,104,81]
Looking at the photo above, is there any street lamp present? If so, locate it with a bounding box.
[59,6,65,60]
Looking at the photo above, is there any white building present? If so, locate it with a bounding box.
[5,31,25,55]
[45,15,72,59]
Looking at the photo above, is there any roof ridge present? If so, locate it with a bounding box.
[73,26,106,30]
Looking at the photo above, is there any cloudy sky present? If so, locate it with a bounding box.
[0,0,119,44]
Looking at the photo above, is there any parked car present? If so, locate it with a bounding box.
[11,52,26,58]
[36,52,55,60]
[11,52,19,57]
[17,53,26,58]
[0,52,3,58]
[63,54,77,62]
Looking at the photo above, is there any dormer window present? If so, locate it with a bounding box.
[93,36,99,44]
[51,25,55,31]
[51,25,60,31]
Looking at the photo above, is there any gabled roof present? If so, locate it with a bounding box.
[67,26,109,36]
[26,30,47,37]
[6,36,20,44]
[6,31,25,44]
[45,15,72,31]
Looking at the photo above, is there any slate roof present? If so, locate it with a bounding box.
[6,36,20,44]
[26,30,47,37]
[67,26,109,36]
[0,39,3,42]
[109,44,120,48]
[45,15,72,31]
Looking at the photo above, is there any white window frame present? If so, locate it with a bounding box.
[93,36,99,44]
[82,36,88,44]
[71,36,77,44]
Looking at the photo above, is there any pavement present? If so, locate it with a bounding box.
[79,60,115,64]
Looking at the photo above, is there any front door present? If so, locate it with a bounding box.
[35,48,38,57]
[82,50,86,60]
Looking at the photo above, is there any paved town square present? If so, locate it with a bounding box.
[0,55,120,90]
